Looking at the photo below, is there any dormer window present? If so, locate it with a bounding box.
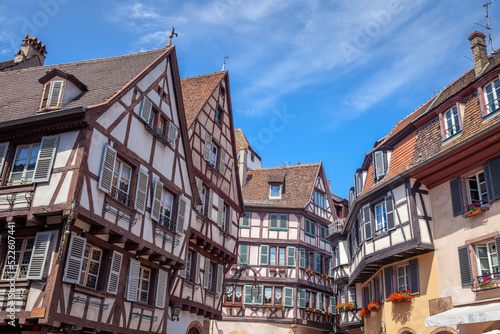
[443,106,461,138]
[354,170,366,197]
[373,150,390,182]
[269,184,282,198]
[39,80,64,110]
[484,79,500,115]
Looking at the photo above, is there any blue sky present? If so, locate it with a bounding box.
[1,0,499,198]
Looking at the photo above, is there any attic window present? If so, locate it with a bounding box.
[354,171,366,197]
[372,150,391,182]
[269,184,282,199]
[39,80,64,111]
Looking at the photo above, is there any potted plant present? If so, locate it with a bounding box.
[335,303,345,311]
[345,302,356,310]
[480,276,493,286]
[358,307,370,318]
[367,301,381,312]
[388,290,414,304]
[467,202,482,216]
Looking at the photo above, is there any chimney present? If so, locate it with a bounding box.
[469,31,488,76]
[13,35,47,65]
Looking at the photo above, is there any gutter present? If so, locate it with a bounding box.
[0,106,87,128]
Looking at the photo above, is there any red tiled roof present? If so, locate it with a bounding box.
[180,71,227,128]
[0,48,168,123]
[243,163,320,208]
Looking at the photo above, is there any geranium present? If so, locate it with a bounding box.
[358,307,370,317]
[468,202,481,212]
[367,301,381,311]
[335,303,345,310]
[480,276,492,286]
[335,302,356,310]
[388,290,414,303]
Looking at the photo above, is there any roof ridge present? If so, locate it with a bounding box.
[181,70,227,81]
[0,47,169,76]
[248,162,320,172]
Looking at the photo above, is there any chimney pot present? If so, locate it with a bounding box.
[469,31,488,76]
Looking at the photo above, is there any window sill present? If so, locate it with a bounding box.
[482,108,500,123]
[73,284,107,298]
[270,228,287,232]
[321,238,330,244]
[441,131,462,145]
[105,194,134,215]
[207,163,222,177]
[239,226,250,229]
[464,204,490,218]
[182,279,196,287]
[131,301,155,311]
[305,233,316,238]
[0,183,35,194]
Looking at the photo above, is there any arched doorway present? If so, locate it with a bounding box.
[188,329,200,334]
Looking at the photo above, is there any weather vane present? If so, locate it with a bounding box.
[222,56,229,71]
[167,27,178,47]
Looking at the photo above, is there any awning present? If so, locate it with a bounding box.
[425,302,500,327]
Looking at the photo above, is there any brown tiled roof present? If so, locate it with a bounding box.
[234,128,249,151]
[0,48,168,123]
[0,59,15,71]
[180,71,227,128]
[243,163,320,208]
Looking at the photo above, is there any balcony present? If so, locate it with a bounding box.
[328,218,344,236]
[471,272,500,293]
[338,308,363,331]
[0,185,34,212]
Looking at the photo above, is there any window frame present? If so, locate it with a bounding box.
[240,212,250,228]
[110,158,132,205]
[442,105,462,139]
[396,264,410,292]
[39,80,64,111]
[466,171,488,206]
[138,266,151,304]
[374,201,387,236]
[215,106,224,126]
[269,183,282,199]
[313,190,326,210]
[475,241,499,277]
[8,143,41,186]
[305,219,316,237]
[78,243,103,290]
[1,237,35,280]
[483,78,500,115]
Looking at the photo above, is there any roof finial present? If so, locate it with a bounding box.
[222,56,229,71]
[167,27,178,47]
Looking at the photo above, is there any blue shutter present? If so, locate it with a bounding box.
[458,245,473,286]
[260,245,269,265]
[485,158,500,202]
[450,178,464,216]
[299,248,306,268]
[386,195,395,230]
[364,206,372,239]
[287,246,296,267]
[239,244,248,264]
[384,267,393,299]
[409,259,419,294]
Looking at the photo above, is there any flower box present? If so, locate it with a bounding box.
[358,307,370,318]
[367,301,381,312]
[388,290,414,303]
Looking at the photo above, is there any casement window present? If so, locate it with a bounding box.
[307,252,314,271]
[314,190,326,210]
[476,241,499,278]
[110,158,132,205]
[373,150,390,181]
[124,258,153,303]
[138,266,151,303]
[203,134,225,173]
[348,286,356,303]
[374,202,387,235]
[354,171,366,197]
[269,184,282,198]
[209,142,219,167]
[180,249,200,284]
[218,201,231,233]
[483,79,500,115]
[225,285,243,305]
[270,213,287,230]
[139,97,178,147]
[443,106,461,138]
[240,212,250,228]
[305,219,316,237]
[8,143,40,185]
[39,80,64,111]
[2,232,52,281]
[384,259,420,298]
[457,239,500,286]
[239,244,248,264]
[202,259,224,294]
[79,244,103,290]
[151,178,187,235]
[333,246,339,267]
[450,158,500,216]
[215,107,224,126]
[158,189,175,230]
[314,253,322,273]
[339,289,345,303]
[196,178,212,217]
[397,264,410,292]
[269,247,286,266]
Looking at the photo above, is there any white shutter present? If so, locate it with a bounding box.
[167,122,178,147]
[227,207,233,235]
[140,98,153,123]
[203,133,212,161]
[126,259,141,301]
[0,142,9,178]
[219,150,226,174]
[26,232,52,280]
[216,264,224,294]
[194,254,200,284]
[179,267,186,279]
[107,251,123,294]
[207,188,213,220]
[151,178,163,222]
[32,136,59,183]
[374,151,385,179]
[217,198,224,228]
[98,144,117,193]
[63,234,86,284]
[134,167,149,214]
[176,197,187,235]
[155,269,168,308]
[196,177,203,197]
[203,258,211,289]
[48,81,64,109]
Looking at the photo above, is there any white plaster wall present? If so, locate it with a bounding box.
[53,131,79,168]
[169,310,206,334]
[62,80,82,106]
[96,102,125,129]
[127,117,152,163]
[214,320,326,334]
[137,58,166,93]
[88,130,108,176]
[32,173,61,207]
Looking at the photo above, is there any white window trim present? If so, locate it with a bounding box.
[269,184,282,199]
[374,202,387,235]
[484,79,500,115]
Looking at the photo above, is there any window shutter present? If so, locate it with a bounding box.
[179,266,186,279]
[207,188,214,220]
[298,289,306,308]
[384,267,393,299]
[134,167,149,214]
[270,214,278,229]
[63,234,87,284]
[216,264,224,294]
[330,296,336,314]
[280,214,287,229]
[98,144,117,193]
[485,158,500,202]
[0,142,9,178]
[167,122,178,147]
[450,178,464,216]
[287,246,296,267]
[151,178,163,222]
[315,253,321,273]
[239,244,248,264]
[227,207,233,235]
[299,248,306,268]
[140,98,153,123]
[363,206,372,239]
[126,259,141,301]
[409,259,419,294]
[373,151,385,179]
[330,258,334,276]
[203,133,212,161]
[48,80,64,109]
[176,197,187,234]
[196,177,203,197]
[317,293,323,311]
[32,136,59,183]
[260,245,269,265]
[217,198,224,228]
[39,82,51,109]
[458,245,473,286]
[26,231,52,280]
[107,251,123,294]
[155,269,167,308]
[194,254,201,284]
[242,213,249,227]
[495,235,500,273]
[219,150,225,174]
[203,258,211,289]
[386,195,395,230]
[243,285,253,305]
[284,287,294,307]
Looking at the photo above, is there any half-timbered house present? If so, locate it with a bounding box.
[166,71,244,334]
[0,39,198,334]
[217,162,338,334]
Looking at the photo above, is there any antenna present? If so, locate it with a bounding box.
[222,56,229,71]
[475,0,496,52]
[281,161,290,166]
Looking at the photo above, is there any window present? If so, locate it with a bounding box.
[204,260,223,293]
[148,109,158,128]
[305,219,316,237]
[443,106,461,138]
[203,134,225,173]
[159,189,175,230]
[264,287,273,304]
[333,246,339,267]
[222,203,230,231]
[269,247,286,266]
[320,225,329,242]
[215,107,223,126]
[375,202,387,235]
[397,264,410,292]
[79,244,103,290]
[275,287,282,305]
[240,212,250,228]
[138,266,151,303]
[8,143,40,185]
[270,213,287,230]
[373,150,390,181]
[269,184,282,198]
[484,79,500,115]
[348,286,356,303]
[39,80,64,110]
[239,244,248,264]
[2,237,35,280]
[476,242,499,277]
[225,285,243,304]
[467,172,488,205]
[111,158,132,205]
[186,250,194,282]
[199,184,210,216]
[209,142,219,168]
[314,190,326,210]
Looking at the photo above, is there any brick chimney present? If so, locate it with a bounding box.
[13,35,47,65]
[469,31,488,76]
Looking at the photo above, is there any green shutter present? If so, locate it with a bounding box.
[330,296,336,314]
[260,245,269,265]
[244,285,253,305]
[270,214,278,229]
[299,248,306,268]
[298,289,306,308]
[284,287,294,307]
[315,253,321,273]
[280,214,287,229]
[287,246,296,267]
[239,244,248,264]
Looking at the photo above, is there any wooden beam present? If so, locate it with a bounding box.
[149,254,166,262]
[124,241,142,251]
[136,247,153,256]
[108,235,127,244]
[89,225,109,235]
